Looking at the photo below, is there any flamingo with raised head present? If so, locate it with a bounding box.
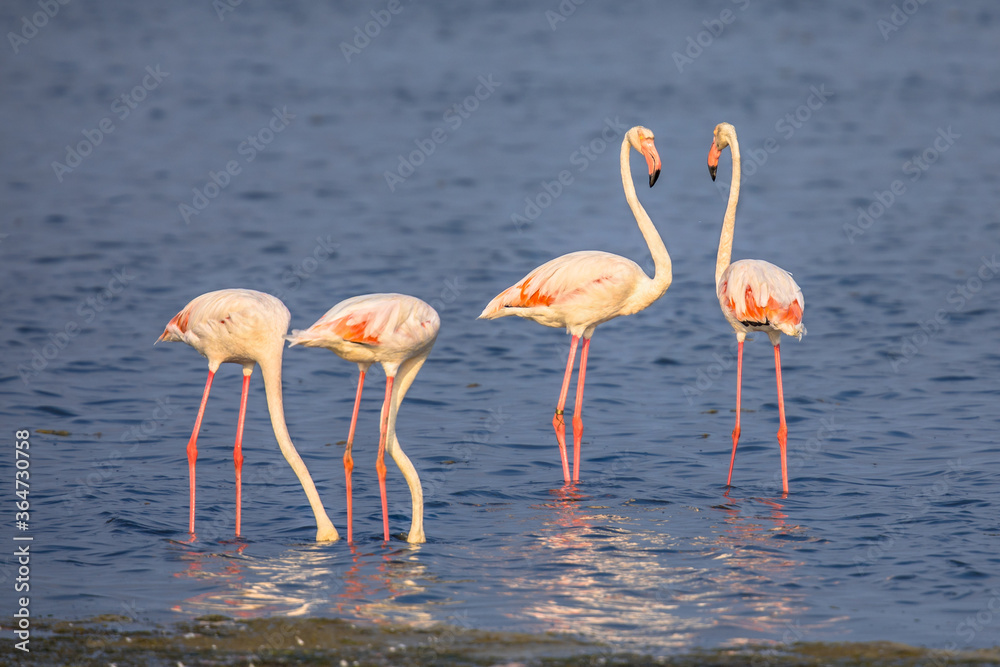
[157,289,339,541]
[480,126,672,483]
[287,293,439,544]
[708,122,806,495]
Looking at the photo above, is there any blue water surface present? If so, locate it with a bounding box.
[1,0,998,656]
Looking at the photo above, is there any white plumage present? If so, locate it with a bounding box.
[288,293,439,544]
[708,122,806,495]
[158,288,339,542]
[480,126,672,483]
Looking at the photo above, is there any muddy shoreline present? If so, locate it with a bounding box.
[6,616,1000,666]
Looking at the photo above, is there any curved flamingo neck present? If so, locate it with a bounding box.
[716,127,741,287]
[259,352,291,448]
[620,135,672,310]
[259,349,338,540]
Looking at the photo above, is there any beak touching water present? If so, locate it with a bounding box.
[707,141,722,181]
[641,137,661,187]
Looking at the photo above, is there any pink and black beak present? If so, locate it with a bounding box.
[641,137,661,187]
[708,141,722,181]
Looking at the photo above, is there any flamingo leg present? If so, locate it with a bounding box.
[773,343,789,495]
[376,374,396,542]
[571,337,591,482]
[344,369,366,543]
[233,372,250,538]
[727,340,744,487]
[187,370,216,535]
[552,335,580,483]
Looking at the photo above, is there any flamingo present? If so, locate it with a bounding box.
[286,293,439,544]
[708,122,805,495]
[157,289,339,542]
[480,125,672,483]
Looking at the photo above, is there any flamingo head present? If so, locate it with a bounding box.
[627,126,661,187]
[708,122,735,181]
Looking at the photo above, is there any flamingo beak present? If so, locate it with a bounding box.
[708,141,722,181]
[641,138,661,187]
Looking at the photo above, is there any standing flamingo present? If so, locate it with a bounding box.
[708,122,805,495]
[286,294,439,544]
[157,289,339,542]
[479,126,671,483]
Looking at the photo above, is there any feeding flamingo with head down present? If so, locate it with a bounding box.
[286,293,439,544]
[157,288,339,541]
[479,125,672,483]
[708,122,806,495]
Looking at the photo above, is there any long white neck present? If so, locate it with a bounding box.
[379,352,429,544]
[621,135,672,310]
[260,351,339,542]
[716,128,741,287]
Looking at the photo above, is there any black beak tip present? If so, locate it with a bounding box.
[709,165,717,181]
[649,169,660,188]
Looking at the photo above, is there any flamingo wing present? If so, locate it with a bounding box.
[288,294,439,350]
[479,251,640,321]
[719,260,805,338]
[157,289,291,349]
[158,289,286,344]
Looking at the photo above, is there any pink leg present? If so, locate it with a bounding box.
[187,370,216,535]
[551,335,579,484]
[376,375,396,542]
[571,337,591,482]
[774,343,789,495]
[727,340,744,487]
[344,369,366,543]
[233,373,250,538]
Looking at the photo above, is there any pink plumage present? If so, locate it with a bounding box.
[718,259,805,344]
[709,122,806,495]
[288,293,439,364]
[288,293,438,544]
[158,288,338,542]
[479,251,659,334]
[480,126,672,483]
